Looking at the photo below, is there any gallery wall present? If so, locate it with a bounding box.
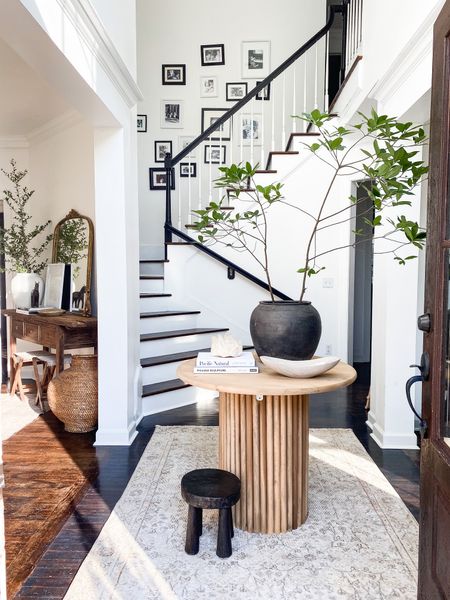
[136,0,327,255]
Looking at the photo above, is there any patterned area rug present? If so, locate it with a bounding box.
[64,426,418,599]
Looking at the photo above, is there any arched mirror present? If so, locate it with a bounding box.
[52,209,94,316]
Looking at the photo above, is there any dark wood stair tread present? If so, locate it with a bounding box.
[139,259,168,263]
[140,310,200,319]
[141,345,254,368]
[142,378,189,397]
[140,327,229,342]
[255,169,277,174]
[140,275,164,280]
[140,293,172,298]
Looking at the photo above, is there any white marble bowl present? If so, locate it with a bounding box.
[259,355,340,378]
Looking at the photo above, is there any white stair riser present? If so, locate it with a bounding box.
[142,360,184,384]
[139,262,165,276]
[140,296,177,312]
[139,314,198,334]
[139,278,164,293]
[142,386,216,416]
[140,333,219,357]
[269,154,303,172]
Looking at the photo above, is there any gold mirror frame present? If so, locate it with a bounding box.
[51,209,94,316]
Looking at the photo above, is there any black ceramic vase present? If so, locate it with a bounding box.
[249,301,322,360]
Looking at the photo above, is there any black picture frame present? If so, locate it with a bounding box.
[149,167,175,190]
[162,64,186,85]
[226,82,248,102]
[180,162,197,178]
[201,108,231,141]
[137,114,147,132]
[201,44,225,66]
[204,144,226,165]
[255,81,271,101]
[154,140,173,163]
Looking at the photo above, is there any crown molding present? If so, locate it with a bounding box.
[0,136,29,149]
[370,3,442,105]
[54,0,143,108]
[27,110,84,144]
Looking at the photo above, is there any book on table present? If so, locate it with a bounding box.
[193,366,259,374]
[196,351,255,368]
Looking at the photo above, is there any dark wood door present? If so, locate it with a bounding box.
[419,2,450,598]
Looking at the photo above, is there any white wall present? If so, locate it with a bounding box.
[136,0,326,253]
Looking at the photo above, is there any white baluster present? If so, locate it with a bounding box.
[260,94,265,166]
[271,82,275,150]
[282,71,286,149]
[198,146,202,210]
[240,112,244,163]
[229,116,233,165]
[314,44,318,109]
[178,170,181,230]
[303,53,307,132]
[250,98,254,165]
[292,63,297,133]
[188,161,192,224]
[324,32,329,112]
[219,124,223,202]
[209,135,212,203]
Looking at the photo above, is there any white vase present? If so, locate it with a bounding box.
[11,272,45,309]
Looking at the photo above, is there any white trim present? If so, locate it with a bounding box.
[0,136,29,149]
[370,3,443,105]
[54,0,143,107]
[366,410,376,431]
[94,422,138,446]
[27,110,84,144]
[370,422,418,450]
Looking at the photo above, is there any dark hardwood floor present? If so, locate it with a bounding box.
[6,363,420,599]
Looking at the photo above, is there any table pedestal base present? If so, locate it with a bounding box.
[219,392,309,533]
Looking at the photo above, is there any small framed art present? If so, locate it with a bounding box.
[201,108,231,141]
[201,44,225,66]
[180,162,197,177]
[241,113,263,145]
[256,81,271,100]
[154,140,173,163]
[161,100,184,129]
[137,114,147,132]
[179,136,196,159]
[162,64,186,85]
[242,41,271,78]
[200,76,218,97]
[204,144,226,164]
[149,167,175,190]
[226,82,248,101]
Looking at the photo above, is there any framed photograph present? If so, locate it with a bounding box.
[242,41,271,78]
[180,162,197,178]
[204,144,226,165]
[256,81,271,101]
[241,113,263,145]
[179,136,196,159]
[154,140,173,163]
[149,167,175,190]
[44,263,66,308]
[200,76,218,97]
[162,64,186,85]
[161,100,184,129]
[137,114,147,132]
[226,82,248,102]
[201,44,225,66]
[201,108,231,141]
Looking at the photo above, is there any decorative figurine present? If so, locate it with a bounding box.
[30,282,39,308]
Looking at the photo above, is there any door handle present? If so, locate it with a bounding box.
[405,351,429,439]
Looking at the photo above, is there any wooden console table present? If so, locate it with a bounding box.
[3,310,97,386]
[177,358,356,534]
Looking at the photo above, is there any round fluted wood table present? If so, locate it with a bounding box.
[177,358,356,534]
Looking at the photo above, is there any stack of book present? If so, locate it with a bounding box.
[194,351,258,374]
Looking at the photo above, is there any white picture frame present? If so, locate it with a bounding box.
[240,113,263,145]
[160,100,184,129]
[43,263,66,308]
[200,76,218,98]
[179,136,196,159]
[241,41,271,79]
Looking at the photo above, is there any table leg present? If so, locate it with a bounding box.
[9,326,16,394]
[219,392,309,534]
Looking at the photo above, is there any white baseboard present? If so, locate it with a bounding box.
[366,410,376,430]
[370,421,418,450]
[94,421,138,446]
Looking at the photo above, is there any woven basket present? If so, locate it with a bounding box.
[47,355,98,433]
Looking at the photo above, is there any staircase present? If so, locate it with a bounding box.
[139,258,231,414]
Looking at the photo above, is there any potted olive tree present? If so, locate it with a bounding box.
[192,110,428,360]
[0,159,52,308]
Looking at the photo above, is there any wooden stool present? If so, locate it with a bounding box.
[11,351,72,410]
[181,468,240,558]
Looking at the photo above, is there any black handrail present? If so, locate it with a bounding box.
[169,6,336,167]
[165,224,293,301]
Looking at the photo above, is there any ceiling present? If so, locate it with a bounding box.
[0,38,70,137]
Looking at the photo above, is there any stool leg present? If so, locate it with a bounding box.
[228,508,234,538]
[217,508,232,558]
[185,506,201,555]
[32,358,44,411]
